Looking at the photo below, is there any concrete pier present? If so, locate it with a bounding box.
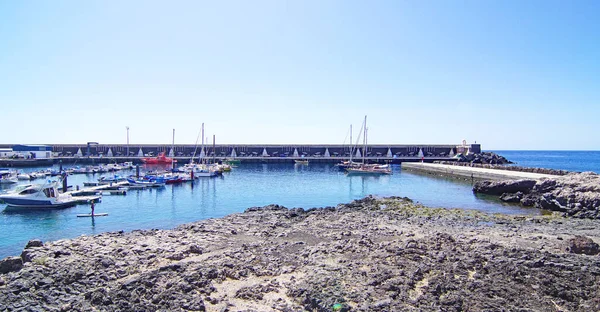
[402,163,558,181]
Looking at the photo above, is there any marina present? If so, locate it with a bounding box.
[0,160,540,259]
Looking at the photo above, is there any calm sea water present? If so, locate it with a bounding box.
[493,150,600,173]
[1,150,597,259]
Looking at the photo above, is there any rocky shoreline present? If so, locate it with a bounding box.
[1,197,600,311]
[474,171,600,219]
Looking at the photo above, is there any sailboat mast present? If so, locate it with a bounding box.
[200,123,205,164]
[349,124,353,163]
[212,134,216,164]
[172,128,175,170]
[363,115,367,164]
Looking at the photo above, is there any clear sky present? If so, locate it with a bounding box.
[1,0,598,150]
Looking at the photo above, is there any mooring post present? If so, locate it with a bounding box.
[62,172,68,193]
[136,165,140,178]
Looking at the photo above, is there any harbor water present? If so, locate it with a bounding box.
[1,150,597,259]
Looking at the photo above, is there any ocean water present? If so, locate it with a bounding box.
[1,150,598,259]
[493,150,600,173]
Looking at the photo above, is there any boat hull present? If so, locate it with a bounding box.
[1,198,77,209]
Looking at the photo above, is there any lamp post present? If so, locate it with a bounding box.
[126,126,130,157]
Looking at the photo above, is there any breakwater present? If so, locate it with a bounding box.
[434,161,572,176]
[401,163,558,181]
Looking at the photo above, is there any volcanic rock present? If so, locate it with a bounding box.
[1,197,600,311]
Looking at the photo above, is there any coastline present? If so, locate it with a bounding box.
[1,197,599,311]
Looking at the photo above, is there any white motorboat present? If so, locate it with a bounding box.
[0,182,78,208]
[0,169,18,184]
[178,163,218,177]
[17,173,32,180]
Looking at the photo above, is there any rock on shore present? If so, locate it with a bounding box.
[1,196,600,311]
[456,152,513,165]
[474,172,600,219]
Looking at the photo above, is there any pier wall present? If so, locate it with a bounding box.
[0,143,482,166]
[48,143,480,158]
[402,162,556,181]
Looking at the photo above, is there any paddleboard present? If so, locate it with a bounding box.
[77,213,108,217]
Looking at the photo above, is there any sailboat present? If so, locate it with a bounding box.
[346,116,391,175]
[335,124,361,171]
[178,123,218,178]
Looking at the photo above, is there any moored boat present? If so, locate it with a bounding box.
[0,169,18,184]
[0,182,79,208]
[141,152,177,165]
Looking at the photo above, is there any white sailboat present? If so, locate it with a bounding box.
[346,116,391,175]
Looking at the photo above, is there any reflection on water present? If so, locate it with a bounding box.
[0,163,542,259]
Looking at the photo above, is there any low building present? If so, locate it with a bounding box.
[12,145,53,159]
[0,148,14,158]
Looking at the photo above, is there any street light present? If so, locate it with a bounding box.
[126,126,130,157]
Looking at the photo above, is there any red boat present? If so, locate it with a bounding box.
[141,152,177,164]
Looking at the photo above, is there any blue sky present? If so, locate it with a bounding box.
[1,0,598,150]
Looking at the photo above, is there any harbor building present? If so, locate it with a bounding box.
[11,145,53,159]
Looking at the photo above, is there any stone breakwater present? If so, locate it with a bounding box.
[1,197,600,311]
[454,152,513,165]
[474,172,600,219]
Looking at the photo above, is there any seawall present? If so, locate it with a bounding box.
[402,162,558,181]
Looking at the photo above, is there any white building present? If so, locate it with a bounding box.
[12,145,53,159]
[0,148,14,158]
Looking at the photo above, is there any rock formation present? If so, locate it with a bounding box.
[473,172,600,219]
[1,197,599,311]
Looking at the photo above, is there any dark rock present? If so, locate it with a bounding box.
[25,239,44,248]
[520,194,537,206]
[566,236,600,255]
[0,256,23,274]
[500,191,524,203]
[473,180,536,195]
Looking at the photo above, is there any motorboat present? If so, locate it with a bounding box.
[141,152,177,164]
[98,175,127,185]
[0,182,78,208]
[294,160,309,165]
[0,169,18,184]
[126,177,165,187]
[178,163,218,177]
[17,173,32,180]
[105,164,123,171]
[121,162,135,170]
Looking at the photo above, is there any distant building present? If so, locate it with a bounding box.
[0,148,14,158]
[12,145,53,159]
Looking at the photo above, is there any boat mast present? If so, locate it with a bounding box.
[363,115,367,165]
[200,123,205,164]
[349,124,352,163]
[212,134,216,164]
[172,128,175,170]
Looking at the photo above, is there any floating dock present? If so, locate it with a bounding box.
[401,163,559,181]
[67,181,129,197]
